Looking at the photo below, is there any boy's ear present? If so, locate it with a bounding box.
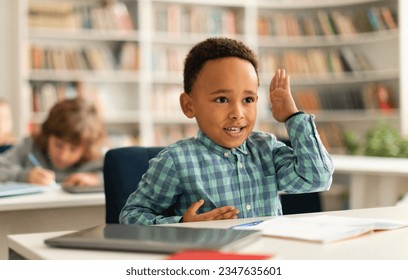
[180,92,195,118]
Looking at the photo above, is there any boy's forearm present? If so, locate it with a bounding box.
[279,113,334,193]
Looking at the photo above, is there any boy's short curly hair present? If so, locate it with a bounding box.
[183,37,259,94]
[34,98,106,162]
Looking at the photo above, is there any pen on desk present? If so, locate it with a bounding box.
[231,220,264,229]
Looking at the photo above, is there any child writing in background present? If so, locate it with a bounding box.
[0,98,106,187]
[0,98,16,146]
[120,37,334,225]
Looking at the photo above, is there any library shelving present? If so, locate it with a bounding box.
[17,0,400,151]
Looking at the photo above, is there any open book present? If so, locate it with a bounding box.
[235,215,408,243]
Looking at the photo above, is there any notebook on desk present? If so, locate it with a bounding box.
[0,182,44,198]
[44,224,260,254]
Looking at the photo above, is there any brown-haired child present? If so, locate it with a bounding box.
[0,98,106,186]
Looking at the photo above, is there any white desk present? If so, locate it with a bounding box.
[0,185,105,260]
[332,155,408,209]
[7,205,408,260]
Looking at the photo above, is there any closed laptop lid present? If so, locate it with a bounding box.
[61,183,104,193]
[44,224,260,254]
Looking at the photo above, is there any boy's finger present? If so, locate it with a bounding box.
[185,199,204,215]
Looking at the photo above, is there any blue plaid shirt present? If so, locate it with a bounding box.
[120,113,334,225]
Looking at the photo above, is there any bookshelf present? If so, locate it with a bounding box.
[16,0,400,151]
[255,0,400,153]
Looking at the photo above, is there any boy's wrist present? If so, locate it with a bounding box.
[285,111,304,122]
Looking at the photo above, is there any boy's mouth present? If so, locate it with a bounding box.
[224,126,245,134]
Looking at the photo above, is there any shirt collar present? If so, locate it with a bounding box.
[196,130,249,157]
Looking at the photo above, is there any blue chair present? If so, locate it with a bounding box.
[280,192,322,215]
[0,145,12,153]
[103,146,164,223]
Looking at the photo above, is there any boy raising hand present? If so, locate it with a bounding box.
[120,37,334,225]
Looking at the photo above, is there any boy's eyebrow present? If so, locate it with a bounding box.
[209,89,257,95]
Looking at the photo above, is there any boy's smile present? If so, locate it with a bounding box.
[180,57,259,149]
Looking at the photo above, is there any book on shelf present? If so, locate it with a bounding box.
[380,6,398,30]
[236,214,408,243]
[119,42,139,71]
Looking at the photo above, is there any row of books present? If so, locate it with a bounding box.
[28,0,137,31]
[258,6,397,37]
[30,42,139,71]
[30,82,104,114]
[259,47,372,75]
[292,83,396,113]
[153,4,240,35]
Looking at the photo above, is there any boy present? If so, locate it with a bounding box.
[0,98,106,186]
[120,37,334,225]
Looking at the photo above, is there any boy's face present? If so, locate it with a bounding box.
[47,135,85,170]
[181,57,258,149]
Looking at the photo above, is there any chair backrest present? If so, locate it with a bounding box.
[0,145,12,153]
[280,192,322,215]
[103,146,164,223]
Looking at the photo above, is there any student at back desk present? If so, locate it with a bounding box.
[0,98,106,187]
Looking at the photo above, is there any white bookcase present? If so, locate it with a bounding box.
[16,0,401,150]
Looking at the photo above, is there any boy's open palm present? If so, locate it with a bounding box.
[269,69,298,122]
[182,199,239,223]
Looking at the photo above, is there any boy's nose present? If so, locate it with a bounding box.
[229,104,244,119]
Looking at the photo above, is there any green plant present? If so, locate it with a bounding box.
[342,122,408,158]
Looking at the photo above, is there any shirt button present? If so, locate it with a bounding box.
[231,148,236,153]
[224,152,229,157]
[246,204,251,211]
[238,163,244,168]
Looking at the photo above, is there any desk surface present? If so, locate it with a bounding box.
[0,185,105,260]
[332,154,408,175]
[8,205,408,260]
[0,185,104,211]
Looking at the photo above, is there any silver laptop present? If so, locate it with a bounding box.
[61,183,104,193]
[44,224,260,253]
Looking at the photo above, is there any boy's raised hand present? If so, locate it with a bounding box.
[269,69,299,122]
[182,199,239,223]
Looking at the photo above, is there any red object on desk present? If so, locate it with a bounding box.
[166,250,272,260]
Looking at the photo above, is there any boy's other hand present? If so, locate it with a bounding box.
[182,199,240,223]
[28,167,56,186]
[269,69,299,122]
[63,173,100,187]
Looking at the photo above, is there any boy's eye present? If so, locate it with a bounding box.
[243,97,255,103]
[215,97,228,103]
